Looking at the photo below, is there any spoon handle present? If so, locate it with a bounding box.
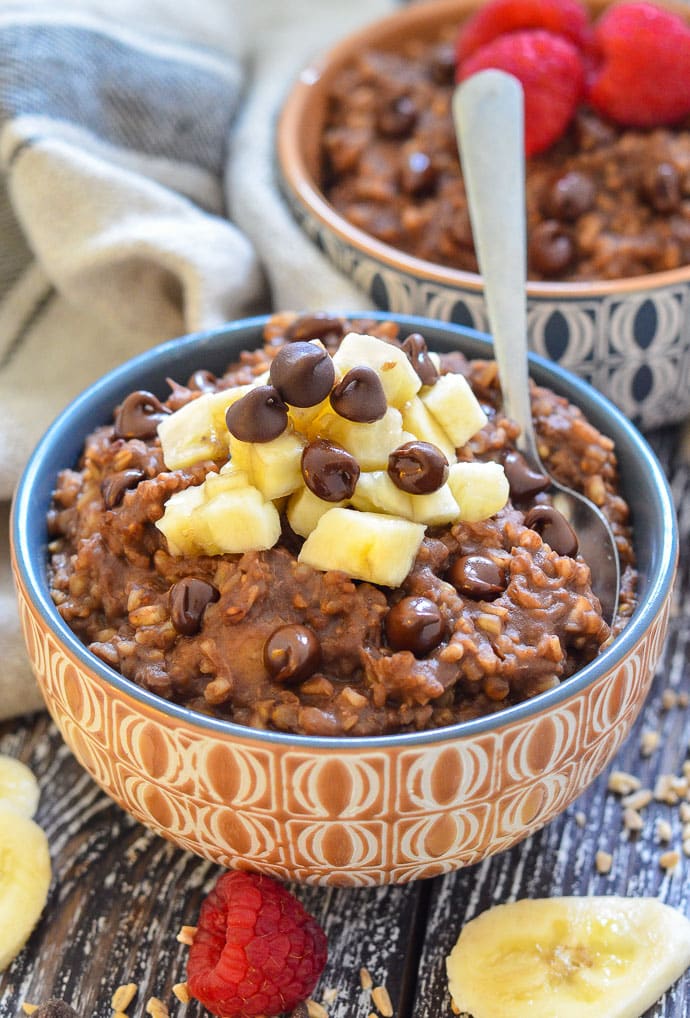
[452,70,541,467]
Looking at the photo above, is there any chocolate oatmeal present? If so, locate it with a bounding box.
[47,313,636,738]
[320,28,690,281]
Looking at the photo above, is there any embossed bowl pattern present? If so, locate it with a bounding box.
[11,315,678,885]
[276,0,690,431]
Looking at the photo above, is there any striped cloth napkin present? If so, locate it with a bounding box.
[0,0,391,719]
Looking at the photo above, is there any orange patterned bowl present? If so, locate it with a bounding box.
[11,314,678,886]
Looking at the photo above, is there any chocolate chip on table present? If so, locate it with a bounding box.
[642,161,681,213]
[401,332,439,386]
[330,365,387,423]
[528,220,575,277]
[264,624,321,683]
[524,504,579,558]
[269,341,335,407]
[187,369,217,392]
[101,468,145,509]
[388,440,448,494]
[545,171,596,221]
[385,596,445,656]
[284,313,346,344]
[448,553,507,601]
[169,577,220,636]
[301,439,360,502]
[225,385,288,443]
[114,390,171,440]
[377,94,418,138]
[400,151,437,196]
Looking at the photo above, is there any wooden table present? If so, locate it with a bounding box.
[1,425,688,1018]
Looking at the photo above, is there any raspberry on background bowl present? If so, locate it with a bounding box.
[276,0,690,431]
[11,313,677,886]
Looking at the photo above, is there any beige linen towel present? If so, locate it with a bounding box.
[0,0,392,719]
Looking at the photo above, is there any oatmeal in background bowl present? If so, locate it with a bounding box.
[11,312,677,883]
[277,0,690,429]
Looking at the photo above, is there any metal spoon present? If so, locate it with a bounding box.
[453,69,620,623]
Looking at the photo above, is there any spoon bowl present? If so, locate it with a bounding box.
[453,70,620,623]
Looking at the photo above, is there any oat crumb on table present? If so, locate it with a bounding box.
[171,984,190,1005]
[110,984,138,1012]
[306,1000,328,1018]
[359,968,373,991]
[595,849,613,874]
[659,849,681,871]
[371,985,394,1017]
[608,771,641,796]
[621,788,653,811]
[640,730,661,757]
[623,807,645,833]
[176,925,196,946]
[656,818,673,844]
[145,998,169,1018]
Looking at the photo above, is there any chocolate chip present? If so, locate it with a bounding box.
[449,553,507,600]
[301,439,360,502]
[401,332,439,386]
[169,577,220,636]
[330,365,387,423]
[225,385,288,443]
[545,171,595,221]
[642,162,681,213]
[378,94,417,138]
[101,468,145,509]
[528,220,575,277]
[114,390,171,440]
[400,151,437,196]
[388,440,448,495]
[269,341,335,407]
[187,369,217,392]
[284,313,346,344]
[385,596,445,656]
[524,504,579,558]
[264,624,321,683]
[502,450,550,501]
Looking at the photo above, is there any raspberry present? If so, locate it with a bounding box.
[587,2,690,127]
[455,0,593,64]
[186,871,328,1018]
[458,30,585,157]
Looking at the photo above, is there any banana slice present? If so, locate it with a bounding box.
[0,754,40,818]
[0,804,52,970]
[446,896,690,1018]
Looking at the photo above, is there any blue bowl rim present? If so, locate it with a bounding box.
[12,312,679,751]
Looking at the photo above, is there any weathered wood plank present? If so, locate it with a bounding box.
[0,714,425,1018]
[415,428,690,1018]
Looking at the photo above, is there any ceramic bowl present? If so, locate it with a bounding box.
[276,0,690,431]
[11,314,677,886]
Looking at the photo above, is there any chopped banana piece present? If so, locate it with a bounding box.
[248,429,306,501]
[298,508,425,587]
[448,461,509,521]
[351,472,413,519]
[0,755,40,819]
[318,406,405,471]
[446,896,690,1018]
[155,485,211,556]
[332,332,421,408]
[409,484,460,526]
[158,386,252,469]
[401,397,456,463]
[201,487,281,554]
[0,805,52,971]
[420,372,487,449]
[286,486,347,538]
